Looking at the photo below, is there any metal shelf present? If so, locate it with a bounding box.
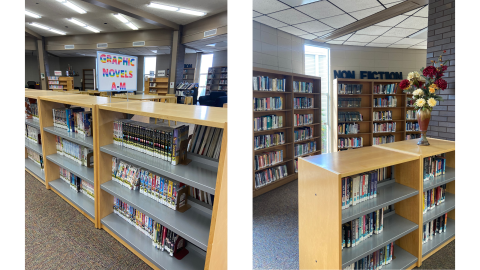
[342,183,418,223]
[423,167,455,191]
[49,179,95,219]
[44,126,94,148]
[382,245,418,270]
[25,158,45,182]
[423,192,455,224]
[422,218,455,257]
[101,144,217,195]
[102,213,206,270]
[25,118,40,129]
[342,214,418,268]
[101,180,211,251]
[25,138,43,155]
[46,154,94,185]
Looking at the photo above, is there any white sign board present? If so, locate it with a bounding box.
[96,51,138,92]
[54,70,62,76]
[157,70,166,76]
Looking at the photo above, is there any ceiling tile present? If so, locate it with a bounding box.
[253,0,290,14]
[388,44,411,48]
[278,26,309,36]
[334,33,353,41]
[394,38,425,45]
[253,16,288,28]
[299,33,318,40]
[366,43,391,47]
[380,0,406,4]
[412,6,429,17]
[293,20,332,33]
[383,27,419,37]
[410,45,427,49]
[327,40,344,44]
[396,16,428,29]
[416,40,427,45]
[280,0,321,7]
[268,9,313,25]
[404,7,421,15]
[344,41,368,46]
[376,15,408,27]
[348,34,378,43]
[320,14,356,28]
[373,36,402,43]
[350,6,385,20]
[329,0,381,12]
[312,30,333,36]
[253,11,263,18]
[356,25,391,35]
[295,1,344,20]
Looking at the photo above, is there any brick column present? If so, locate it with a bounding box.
[426,0,455,140]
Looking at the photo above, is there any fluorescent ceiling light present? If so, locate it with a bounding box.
[85,26,100,33]
[25,10,41,19]
[178,9,206,16]
[147,2,178,11]
[125,22,138,30]
[206,44,215,47]
[151,50,158,53]
[67,18,86,27]
[113,13,129,23]
[57,0,86,14]
[48,29,67,35]
[29,23,66,35]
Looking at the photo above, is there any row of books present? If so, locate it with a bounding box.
[342,168,389,209]
[254,132,285,150]
[188,125,224,159]
[406,122,419,131]
[338,137,363,149]
[423,154,446,181]
[373,83,398,94]
[175,82,197,90]
[27,148,44,169]
[294,127,313,142]
[406,110,417,120]
[342,208,384,249]
[53,108,93,136]
[218,79,227,85]
[252,76,286,92]
[189,187,214,206]
[374,96,397,107]
[373,122,396,133]
[423,184,447,214]
[293,97,314,109]
[373,111,392,121]
[55,136,93,167]
[59,168,94,200]
[176,90,194,97]
[25,98,39,121]
[423,213,448,244]
[113,198,186,257]
[254,164,288,189]
[253,97,283,111]
[339,111,363,122]
[343,242,395,270]
[338,98,362,108]
[255,150,283,170]
[182,75,190,79]
[48,76,60,80]
[217,86,227,91]
[49,85,64,89]
[293,81,313,93]
[407,98,415,107]
[25,125,41,144]
[49,81,60,85]
[294,141,316,157]
[338,83,363,94]
[338,123,359,135]
[253,115,283,131]
[406,134,421,140]
[294,113,313,126]
[373,135,395,145]
[220,73,227,79]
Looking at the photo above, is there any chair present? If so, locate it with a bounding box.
[198,91,227,107]
[184,96,193,105]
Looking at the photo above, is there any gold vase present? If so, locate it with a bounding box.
[417,109,431,146]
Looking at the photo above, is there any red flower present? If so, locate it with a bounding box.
[399,79,410,90]
[441,65,448,72]
[435,78,447,90]
[423,66,437,78]
[417,81,424,88]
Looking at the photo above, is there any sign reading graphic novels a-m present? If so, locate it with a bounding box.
[96,51,138,92]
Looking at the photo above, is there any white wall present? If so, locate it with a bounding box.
[25,54,40,84]
[212,50,227,67]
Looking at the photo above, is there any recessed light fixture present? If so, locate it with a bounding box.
[28,22,66,35]
[56,0,86,14]
[147,2,178,11]
[113,13,139,30]
[85,26,100,33]
[67,18,86,27]
[25,10,41,19]
[125,22,138,30]
[147,2,206,16]
[178,9,206,16]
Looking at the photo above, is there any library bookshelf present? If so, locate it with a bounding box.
[146,77,169,95]
[374,138,455,266]
[253,67,321,197]
[48,76,74,91]
[95,102,227,270]
[183,67,196,82]
[333,79,420,151]
[298,146,422,269]
[206,66,227,93]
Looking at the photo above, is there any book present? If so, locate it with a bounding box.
[342,208,384,250]
[374,96,397,107]
[338,111,363,122]
[423,154,447,181]
[338,98,362,108]
[59,167,93,199]
[55,136,93,167]
[25,124,41,144]
[254,132,285,150]
[189,187,215,206]
[294,141,317,157]
[253,76,286,91]
[253,115,283,131]
[373,135,395,145]
[338,123,359,135]
[373,83,398,94]
[293,81,313,93]
[253,97,283,111]
[373,110,393,121]
[294,127,313,142]
[338,137,363,149]
[422,184,447,214]
[188,125,224,159]
[344,242,394,269]
[422,213,448,244]
[254,164,288,189]
[255,150,283,170]
[341,169,390,208]
[406,133,421,140]
[294,114,313,126]
[26,148,44,169]
[373,122,396,133]
[293,97,314,109]
[338,84,363,94]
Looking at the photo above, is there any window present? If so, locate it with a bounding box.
[305,45,330,153]
[143,57,156,92]
[198,54,213,97]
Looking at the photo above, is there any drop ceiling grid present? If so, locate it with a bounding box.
[252,0,428,49]
[184,34,228,52]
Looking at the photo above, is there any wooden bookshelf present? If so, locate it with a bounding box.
[48,76,74,91]
[253,67,321,197]
[182,67,196,82]
[333,79,420,151]
[146,77,169,95]
[206,66,227,93]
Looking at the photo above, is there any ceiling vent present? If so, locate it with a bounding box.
[64,45,75,49]
[97,43,108,48]
[133,41,145,46]
[204,29,217,37]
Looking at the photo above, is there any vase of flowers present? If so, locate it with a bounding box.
[400,51,449,146]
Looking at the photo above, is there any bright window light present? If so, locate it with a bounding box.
[113,13,129,23]
[25,10,41,19]
[85,26,100,33]
[178,9,206,16]
[147,2,178,11]
[59,1,87,14]
[125,22,138,30]
[67,18,86,27]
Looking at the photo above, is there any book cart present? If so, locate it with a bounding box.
[333,79,420,151]
[95,102,227,270]
[374,138,455,266]
[253,67,321,197]
[298,146,422,269]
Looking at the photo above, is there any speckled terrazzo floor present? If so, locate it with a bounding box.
[253,180,455,270]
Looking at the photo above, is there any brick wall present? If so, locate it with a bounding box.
[426,0,455,140]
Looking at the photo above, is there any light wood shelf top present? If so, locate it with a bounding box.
[115,94,164,100]
[99,101,227,128]
[25,91,75,99]
[373,138,455,157]
[301,146,418,178]
[38,95,139,107]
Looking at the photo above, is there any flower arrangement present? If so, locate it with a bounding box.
[400,51,449,111]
